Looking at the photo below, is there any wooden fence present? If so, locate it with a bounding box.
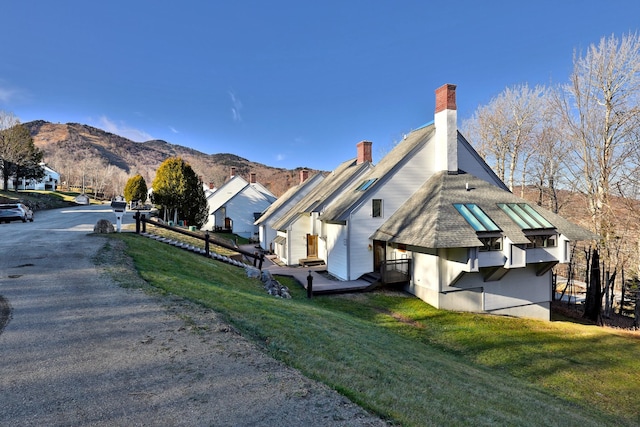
[134,212,264,270]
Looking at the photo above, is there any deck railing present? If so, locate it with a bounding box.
[380,259,412,284]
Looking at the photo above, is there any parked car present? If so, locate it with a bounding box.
[0,203,34,223]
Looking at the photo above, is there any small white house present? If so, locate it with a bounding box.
[202,169,276,240]
[9,163,60,191]
[254,169,324,253]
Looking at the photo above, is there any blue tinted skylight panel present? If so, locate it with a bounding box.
[356,178,377,191]
[467,204,500,231]
[498,203,530,228]
[510,204,541,228]
[454,204,500,232]
[521,204,554,228]
[498,203,555,230]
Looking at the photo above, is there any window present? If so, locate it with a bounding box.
[356,178,378,191]
[372,199,382,217]
[453,203,500,232]
[526,234,557,249]
[479,236,502,252]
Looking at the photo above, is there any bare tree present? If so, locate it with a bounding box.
[555,32,640,256]
[463,84,546,191]
[529,87,570,213]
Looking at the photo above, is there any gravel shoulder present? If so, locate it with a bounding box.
[0,212,389,426]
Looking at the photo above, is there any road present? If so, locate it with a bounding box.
[0,205,387,426]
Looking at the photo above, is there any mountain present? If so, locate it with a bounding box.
[24,121,324,197]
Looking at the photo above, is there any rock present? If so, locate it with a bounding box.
[245,266,261,279]
[93,219,115,234]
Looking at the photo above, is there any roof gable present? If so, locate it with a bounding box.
[206,175,249,210]
[272,159,371,231]
[321,124,436,223]
[255,173,324,225]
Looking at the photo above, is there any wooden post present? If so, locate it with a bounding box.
[204,232,210,257]
[135,211,140,234]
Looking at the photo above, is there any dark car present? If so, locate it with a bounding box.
[0,203,34,223]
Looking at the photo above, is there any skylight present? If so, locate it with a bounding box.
[498,203,554,230]
[356,178,377,191]
[454,203,500,232]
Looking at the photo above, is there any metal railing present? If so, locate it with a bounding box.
[380,259,412,284]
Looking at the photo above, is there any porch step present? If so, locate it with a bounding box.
[360,272,381,284]
[359,272,383,291]
[299,258,325,267]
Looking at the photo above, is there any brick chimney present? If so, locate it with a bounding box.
[299,169,309,184]
[230,167,236,178]
[249,172,257,184]
[356,141,373,164]
[434,83,458,174]
[209,182,215,190]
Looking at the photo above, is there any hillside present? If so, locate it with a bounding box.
[24,120,324,197]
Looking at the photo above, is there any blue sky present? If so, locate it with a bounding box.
[1,1,639,172]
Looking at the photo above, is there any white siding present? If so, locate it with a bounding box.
[326,223,348,280]
[259,225,278,252]
[347,206,382,280]
[343,140,438,279]
[408,249,552,320]
[457,139,506,188]
[288,216,311,265]
[481,266,552,319]
[406,250,440,307]
[275,231,288,263]
[227,188,272,239]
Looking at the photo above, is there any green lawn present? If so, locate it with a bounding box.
[103,233,640,427]
[0,189,87,207]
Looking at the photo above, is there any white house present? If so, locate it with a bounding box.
[254,169,324,253]
[9,163,60,191]
[269,147,373,266]
[274,83,594,320]
[202,169,277,240]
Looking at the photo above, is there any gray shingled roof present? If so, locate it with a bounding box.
[320,124,435,223]
[370,171,597,248]
[254,172,323,225]
[271,158,371,231]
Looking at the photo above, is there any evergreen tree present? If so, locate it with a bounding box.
[124,174,148,204]
[0,119,44,191]
[151,157,208,227]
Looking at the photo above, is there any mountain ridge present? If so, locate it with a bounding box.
[23,120,324,197]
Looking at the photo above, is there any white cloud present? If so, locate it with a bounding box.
[97,116,154,142]
[275,153,285,162]
[169,126,179,134]
[0,81,23,104]
[228,90,242,122]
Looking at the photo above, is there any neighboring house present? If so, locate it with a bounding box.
[254,169,324,253]
[269,144,373,266]
[273,83,594,320]
[201,168,277,239]
[203,181,217,198]
[9,163,60,191]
